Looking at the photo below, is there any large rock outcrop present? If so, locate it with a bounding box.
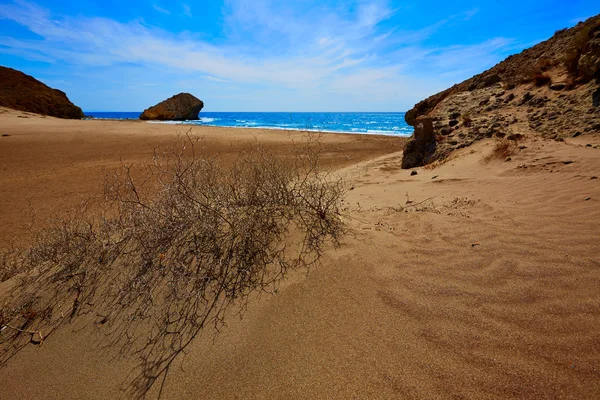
[578,25,600,80]
[0,66,84,119]
[139,93,204,121]
[401,118,436,169]
[402,14,600,169]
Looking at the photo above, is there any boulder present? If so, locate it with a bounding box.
[0,66,84,119]
[140,93,204,121]
[401,117,436,169]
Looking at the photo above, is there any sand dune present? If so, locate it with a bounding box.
[1,109,600,399]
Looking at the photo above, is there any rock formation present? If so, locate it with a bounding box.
[0,66,84,119]
[401,117,436,169]
[139,93,204,121]
[578,25,600,80]
[402,15,600,168]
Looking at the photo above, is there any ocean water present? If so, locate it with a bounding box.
[85,112,413,137]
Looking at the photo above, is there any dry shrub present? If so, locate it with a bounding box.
[0,132,346,398]
[532,72,552,87]
[562,24,592,76]
[536,57,553,72]
[484,138,518,162]
[461,112,472,127]
[423,155,456,170]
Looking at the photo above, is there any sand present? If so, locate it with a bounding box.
[0,108,403,241]
[1,108,600,399]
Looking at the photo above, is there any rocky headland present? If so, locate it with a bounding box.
[0,66,84,119]
[139,93,204,121]
[402,15,600,168]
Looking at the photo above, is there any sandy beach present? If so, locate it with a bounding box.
[1,107,599,399]
[0,108,403,242]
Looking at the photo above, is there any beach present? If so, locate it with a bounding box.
[1,107,599,399]
[0,107,403,241]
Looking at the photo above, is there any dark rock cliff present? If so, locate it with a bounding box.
[139,93,204,121]
[0,66,84,119]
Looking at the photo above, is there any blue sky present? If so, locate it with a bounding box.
[0,1,598,111]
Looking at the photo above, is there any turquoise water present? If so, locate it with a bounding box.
[85,112,413,137]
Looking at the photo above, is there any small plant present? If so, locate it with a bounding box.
[562,24,593,77]
[484,138,518,162]
[536,57,553,72]
[532,72,551,87]
[461,112,472,127]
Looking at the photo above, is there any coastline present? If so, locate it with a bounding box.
[0,107,405,241]
[2,7,600,400]
[85,111,414,137]
[1,105,599,399]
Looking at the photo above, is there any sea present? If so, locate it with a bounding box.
[85,112,413,137]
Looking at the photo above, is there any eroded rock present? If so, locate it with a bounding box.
[0,66,84,119]
[140,93,204,121]
[401,117,436,169]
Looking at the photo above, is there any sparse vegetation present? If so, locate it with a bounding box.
[423,150,476,170]
[484,138,519,162]
[562,24,592,77]
[536,57,553,72]
[461,112,472,127]
[532,72,552,86]
[0,132,346,398]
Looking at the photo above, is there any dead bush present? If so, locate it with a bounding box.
[532,72,552,87]
[0,132,346,398]
[562,24,593,76]
[536,57,553,72]
[461,112,472,127]
[484,138,518,162]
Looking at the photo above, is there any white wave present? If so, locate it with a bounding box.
[230,125,411,137]
[146,120,184,125]
[144,118,413,137]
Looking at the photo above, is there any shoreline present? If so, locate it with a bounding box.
[84,117,412,138]
[0,107,405,242]
[84,111,413,137]
[1,106,600,399]
[144,120,413,137]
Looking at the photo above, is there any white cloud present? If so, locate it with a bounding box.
[0,0,517,111]
[153,4,170,15]
[201,75,229,83]
[182,4,192,17]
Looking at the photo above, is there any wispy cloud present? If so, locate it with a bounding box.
[0,0,518,110]
[182,4,192,17]
[201,75,228,83]
[152,4,170,15]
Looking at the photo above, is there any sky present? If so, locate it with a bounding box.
[0,1,598,112]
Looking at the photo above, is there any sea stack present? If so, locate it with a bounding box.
[0,66,84,119]
[139,93,204,121]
